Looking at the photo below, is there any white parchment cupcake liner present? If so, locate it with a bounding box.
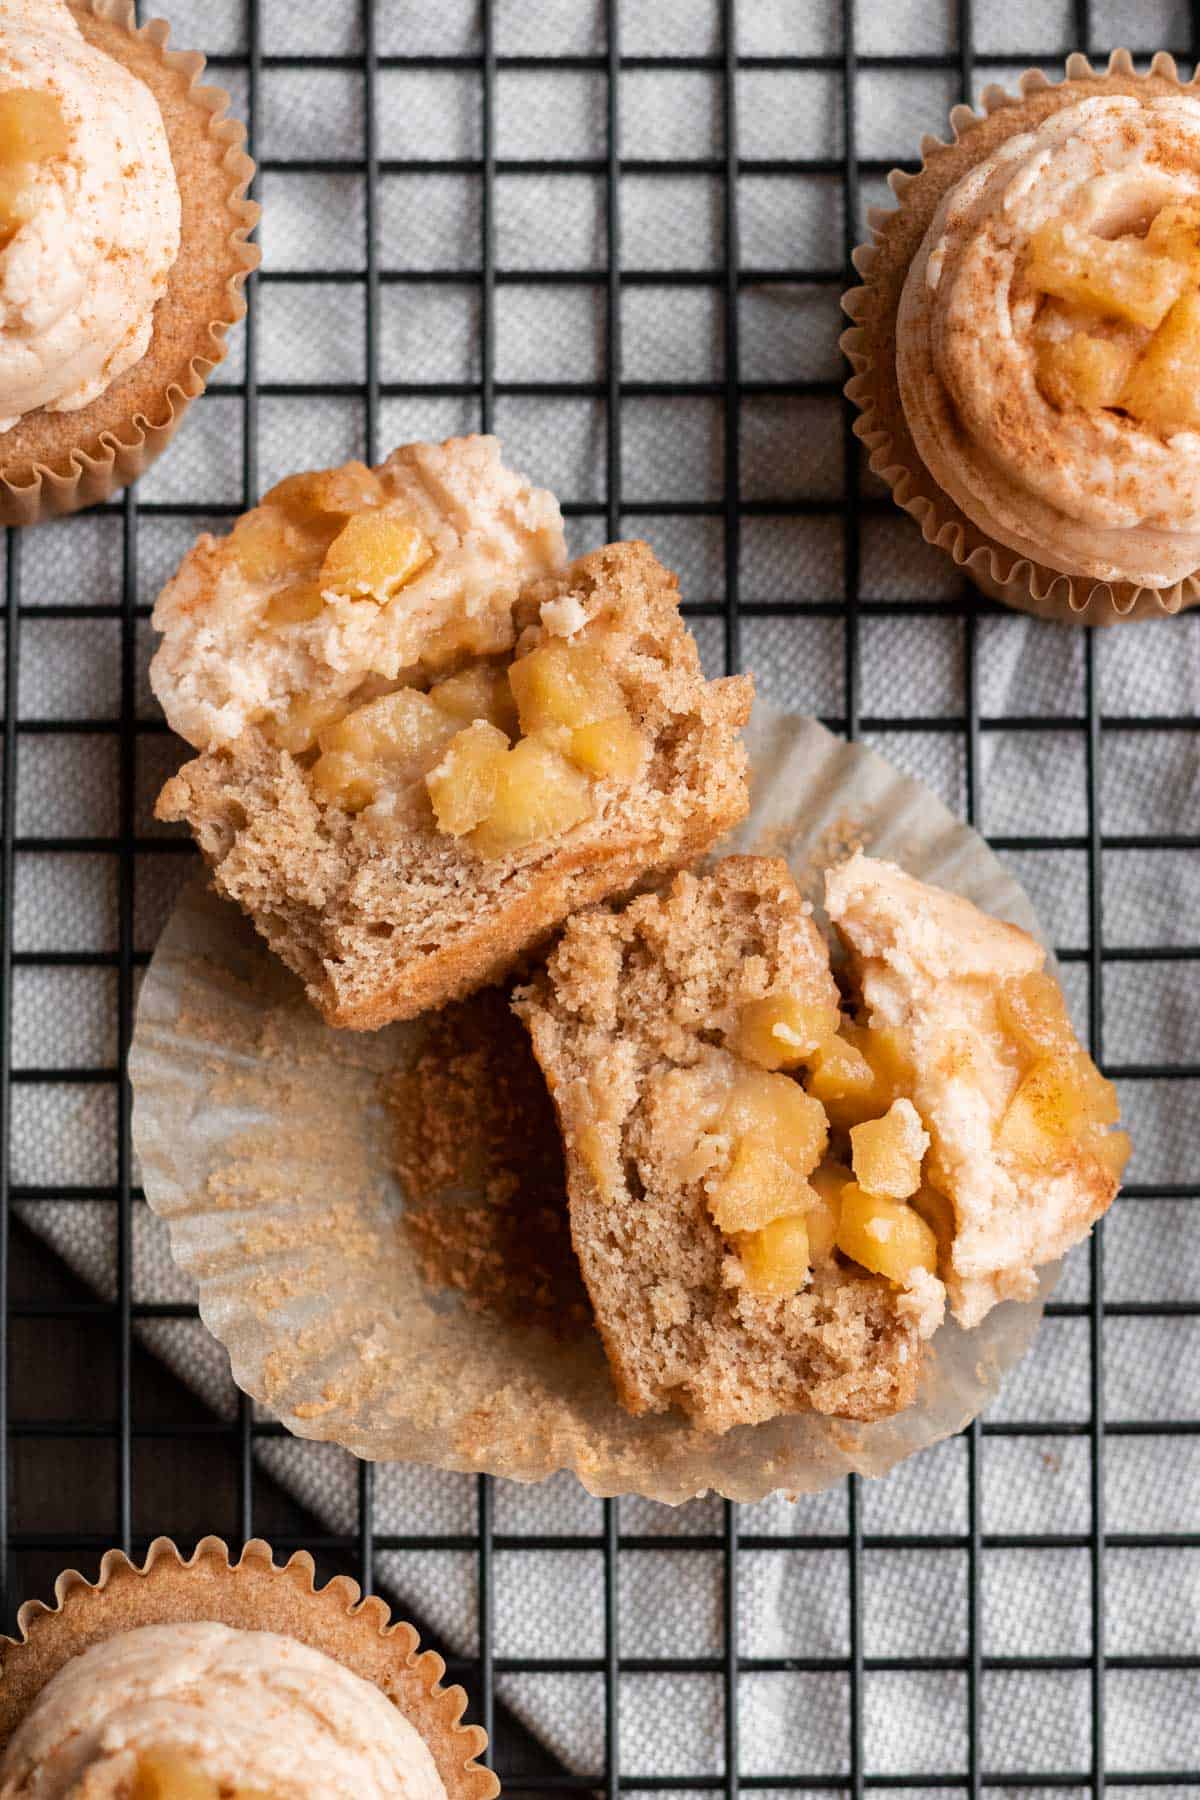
[130,708,1057,1504]
[841,49,1200,626]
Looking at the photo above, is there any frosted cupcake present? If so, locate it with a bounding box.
[0,1537,497,1800]
[0,1,256,524]
[844,51,1200,623]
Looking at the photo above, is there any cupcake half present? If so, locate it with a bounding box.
[0,1536,497,1800]
[0,1,257,525]
[843,50,1200,623]
[150,437,753,1029]
[515,853,1128,1433]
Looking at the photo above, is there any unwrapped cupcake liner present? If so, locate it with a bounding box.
[0,1534,498,1800]
[841,48,1200,627]
[0,1,259,527]
[130,708,1060,1504]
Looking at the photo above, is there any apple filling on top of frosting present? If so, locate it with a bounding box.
[132,1750,275,1800]
[0,87,69,249]
[1028,198,1200,432]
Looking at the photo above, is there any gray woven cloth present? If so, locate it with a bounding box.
[10,0,1200,1785]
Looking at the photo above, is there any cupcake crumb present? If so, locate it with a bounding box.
[383,988,592,1338]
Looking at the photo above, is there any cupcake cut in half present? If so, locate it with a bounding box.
[152,436,753,1029]
[516,853,1128,1432]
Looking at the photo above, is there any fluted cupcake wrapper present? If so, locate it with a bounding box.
[0,1534,499,1800]
[841,48,1200,626]
[0,1,259,527]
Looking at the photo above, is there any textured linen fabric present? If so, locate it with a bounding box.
[9,0,1200,1786]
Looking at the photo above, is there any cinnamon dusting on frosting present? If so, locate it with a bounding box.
[897,91,1200,587]
[0,0,181,432]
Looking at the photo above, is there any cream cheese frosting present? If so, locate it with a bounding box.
[897,93,1200,588]
[0,0,181,434]
[150,436,567,751]
[0,1620,450,1800]
[826,852,1117,1330]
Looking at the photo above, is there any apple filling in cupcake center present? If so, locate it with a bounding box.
[0,88,70,249]
[232,468,645,859]
[1026,197,1200,431]
[671,971,1130,1304]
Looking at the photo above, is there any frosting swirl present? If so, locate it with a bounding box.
[0,0,181,433]
[897,93,1200,588]
[0,1621,449,1800]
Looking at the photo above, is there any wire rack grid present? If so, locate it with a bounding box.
[1,0,1198,1795]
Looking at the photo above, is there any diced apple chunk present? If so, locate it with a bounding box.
[736,1212,811,1299]
[319,512,432,602]
[261,460,384,521]
[807,1159,850,1263]
[1120,290,1200,434]
[264,691,355,755]
[263,579,325,626]
[909,1182,955,1259]
[430,663,518,736]
[996,969,1075,1059]
[132,1756,275,1800]
[568,713,645,781]
[1035,329,1137,412]
[426,720,510,836]
[1145,199,1200,277]
[805,1034,886,1132]
[0,91,69,248]
[805,1024,915,1133]
[1026,219,1188,331]
[0,89,70,164]
[508,639,626,734]
[132,1753,220,1800]
[309,749,379,813]
[997,1051,1121,1164]
[467,735,592,860]
[0,166,33,245]
[857,1023,915,1099]
[835,1182,938,1285]
[732,993,840,1071]
[318,687,456,768]
[708,1132,816,1234]
[310,688,457,812]
[719,1070,828,1175]
[850,1097,928,1200]
[231,508,314,584]
[1090,1128,1132,1181]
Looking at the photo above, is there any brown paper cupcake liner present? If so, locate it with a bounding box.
[0,1535,499,1800]
[841,48,1200,626]
[0,2,259,527]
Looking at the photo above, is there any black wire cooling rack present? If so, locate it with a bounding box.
[1,0,1198,1794]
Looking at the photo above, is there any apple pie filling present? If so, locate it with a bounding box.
[234,467,645,860]
[130,1751,275,1800]
[1029,197,1200,432]
[664,967,1129,1305]
[0,87,70,249]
